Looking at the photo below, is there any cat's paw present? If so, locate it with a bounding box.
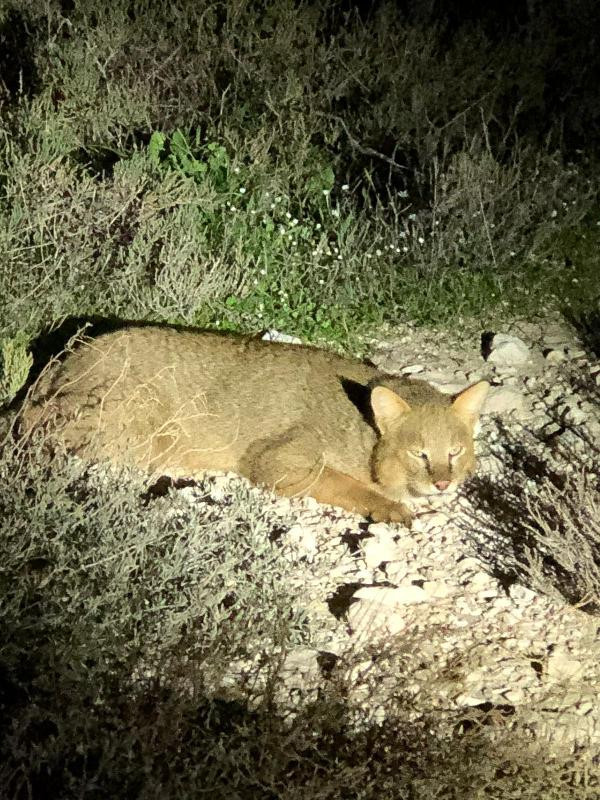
[370,498,413,527]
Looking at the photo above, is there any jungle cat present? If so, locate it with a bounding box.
[20,326,489,526]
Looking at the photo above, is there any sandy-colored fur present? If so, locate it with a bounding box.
[20,327,489,525]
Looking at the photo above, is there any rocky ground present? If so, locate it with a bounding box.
[171,312,600,756]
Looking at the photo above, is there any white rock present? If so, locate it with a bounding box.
[281,647,321,688]
[477,587,500,600]
[363,538,398,569]
[544,348,566,364]
[347,600,408,638]
[457,556,484,572]
[418,370,455,384]
[468,570,496,590]
[486,333,530,366]
[501,687,526,705]
[433,382,471,395]
[422,580,454,599]
[261,329,302,344]
[547,652,584,682]
[575,701,595,716]
[455,692,488,706]
[401,364,424,374]
[561,404,588,425]
[384,562,410,583]
[354,584,427,606]
[483,386,526,416]
[509,584,538,603]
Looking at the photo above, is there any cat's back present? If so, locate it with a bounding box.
[47,325,377,395]
[21,326,379,444]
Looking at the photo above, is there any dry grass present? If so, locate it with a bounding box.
[0,434,599,799]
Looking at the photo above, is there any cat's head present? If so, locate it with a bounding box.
[370,381,489,499]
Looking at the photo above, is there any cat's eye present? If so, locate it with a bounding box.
[409,449,428,461]
[449,445,464,458]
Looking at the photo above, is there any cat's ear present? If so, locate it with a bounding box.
[451,381,489,426]
[371,386,411,434]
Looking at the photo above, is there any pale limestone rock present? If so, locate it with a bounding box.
[383,562,410,583]
[281,647,321,690]
[487,333,530,366]
[457,556,485,573]
[477,586,500,600]
[544,348,566,364]
[455,692,488,706]
[483,386,526,416]
[347,601,408,639]
[261,328,302,344]
[509,585,538,603]
[420,511,449,529]
[401,363,424,374]
[363,538,398,570]
[558,401,587,425]
[547,652,584,682]
[354,584,427,606]
[422,580,454,599]
[432,381,471,395]
[502,687,526,704]
[469,570,496,590]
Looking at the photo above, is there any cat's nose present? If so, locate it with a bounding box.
[434,480,450,492]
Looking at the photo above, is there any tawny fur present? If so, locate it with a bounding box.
[20,327,489,525]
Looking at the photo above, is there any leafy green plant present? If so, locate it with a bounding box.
[148,130,230,190]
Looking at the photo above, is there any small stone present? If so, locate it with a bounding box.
[262,329,302,344]
[455,692,488,706]
[347,600,408,638]
[541,421,562,438]
[354,585,427,606]
[486,334,530,366]
[439,382,473,395]
[280,647,322,691]
[401,364,424,374]
[483,387,526,416]
[363,538,398,570]
[509,585,538,603]
[575,701,594,716]
[469,570,496,590]
[544,348,566,364]
[466,371,484,382]
[557,401,587,425]
[547,652,584,681]
[477,587,500,600]
[422,580,454,599]
[501,687,525,705]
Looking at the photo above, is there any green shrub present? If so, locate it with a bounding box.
[0,333,32,407]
